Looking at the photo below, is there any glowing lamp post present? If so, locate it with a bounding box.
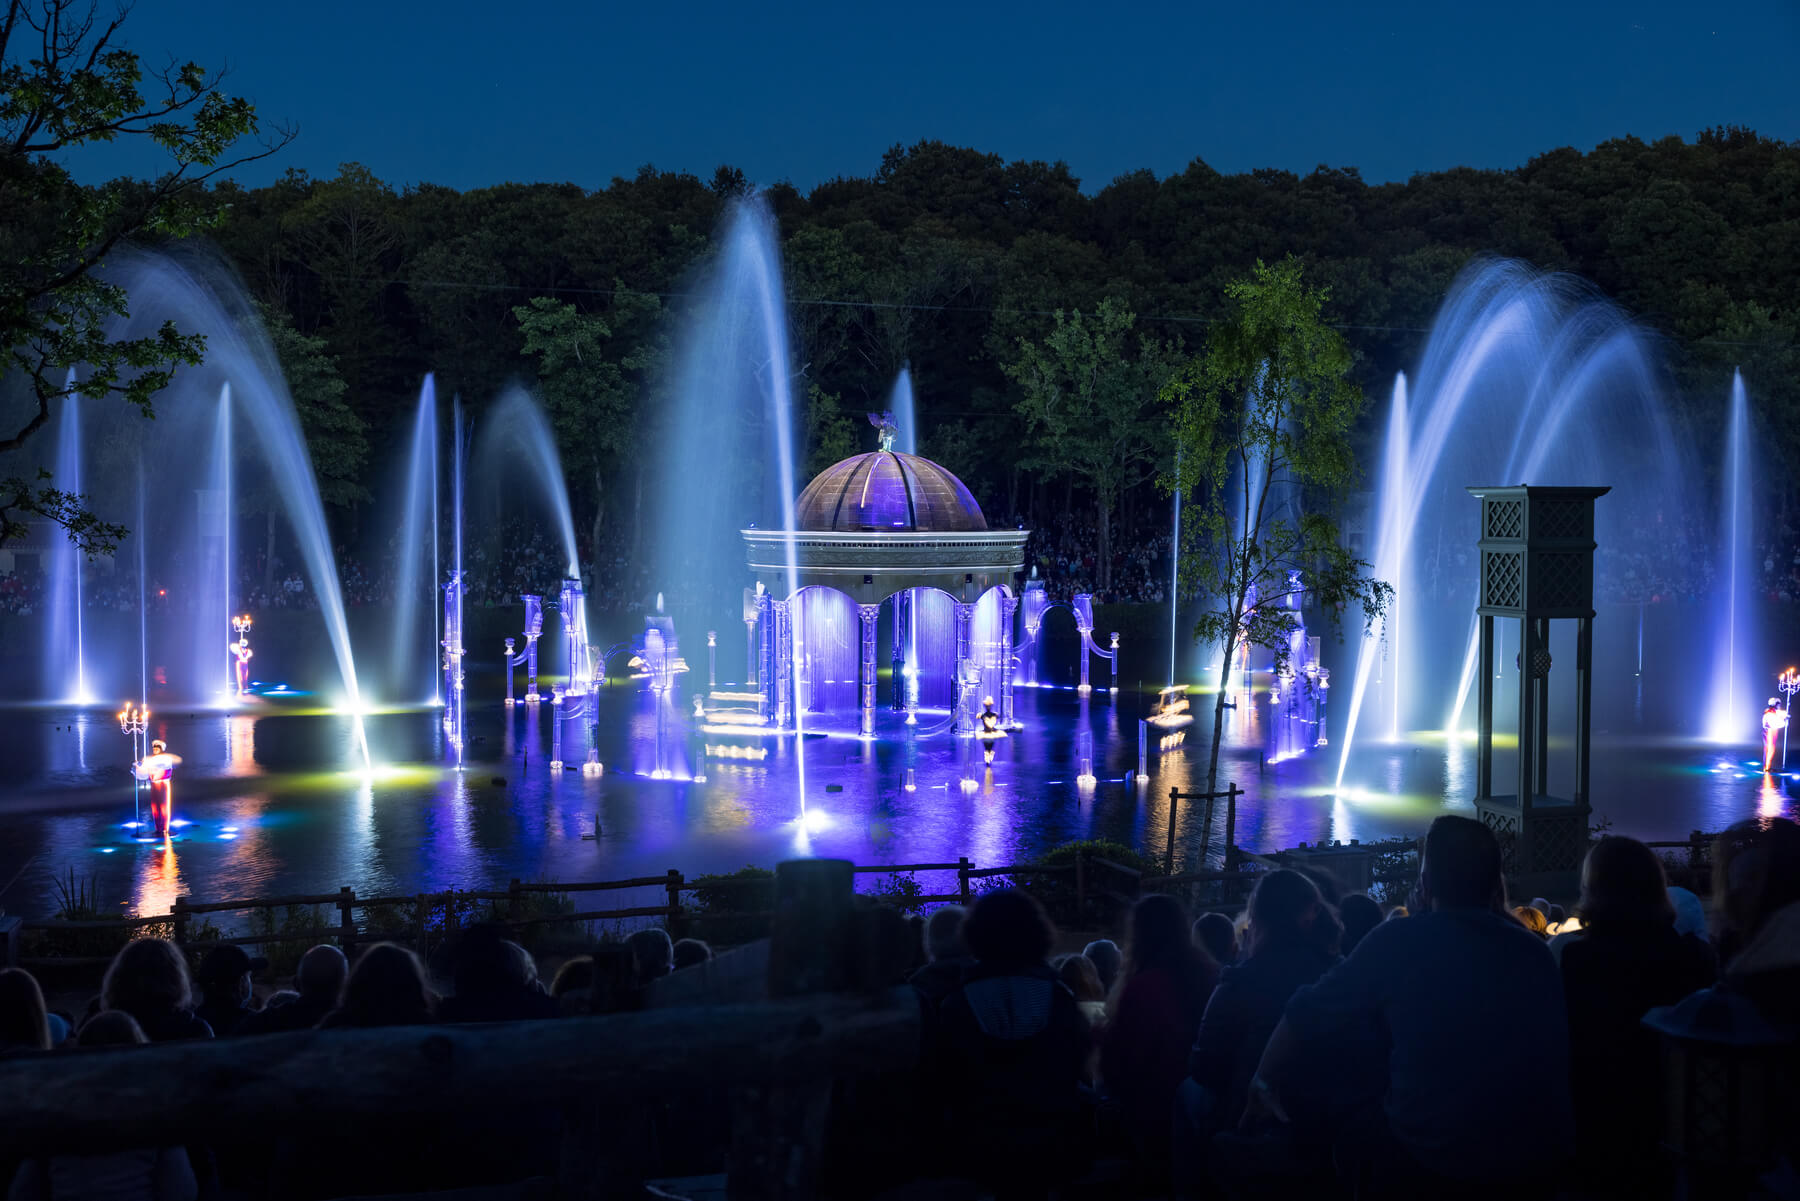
[231,615,254,697]
[1781,668,1799,768]
[119,702,149,822]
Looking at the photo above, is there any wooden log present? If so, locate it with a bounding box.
[0,988,916,1159]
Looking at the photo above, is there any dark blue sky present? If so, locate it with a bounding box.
[79,0,1799,192]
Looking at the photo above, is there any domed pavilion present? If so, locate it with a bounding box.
[743,419,1028,735]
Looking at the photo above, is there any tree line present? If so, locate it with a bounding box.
[194,129,1795,570]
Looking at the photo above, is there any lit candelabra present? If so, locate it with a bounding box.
[119,701,149,824]
[1781,668,1799,769]
[231,614,254,697]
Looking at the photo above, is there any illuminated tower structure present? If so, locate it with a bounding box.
[1468,485,1609,883]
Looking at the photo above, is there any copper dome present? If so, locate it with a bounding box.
[793,451,986,532]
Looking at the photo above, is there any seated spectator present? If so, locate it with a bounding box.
[8,1012,198,1201]
[1667,885,1708,940]
[1384,904,1409,921]
[437,925,556,1023]
[1647,818,1800,1195]
[235,946,347,1036]
[1189,870,1342,1130]
[1513,905,1549,939]
[192,945,266,1037]
[908,905,970,1010]
[935,889,1091,1192]
[550,957,596,1016]
[1054,953,1107,1029]
[588,943,643,1014]
[1102,894,1217,1179]
[98,939,212,1041]
[672,938,713,970]
[1338,893,1382,955]
[626,928,675,984]
[0,968,51,1055]
[1556,836,1715,1197]
[1250,815,1573,1198]
[1082,937,1122,994]
[318,943,434,1028]
[1193,911,1238,966]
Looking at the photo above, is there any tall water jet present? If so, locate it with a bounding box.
[889,365,918,455]
[476,386,580,578]
[45,377,89,703]
[1167,467,1181,690]
[655,196,807,803]
[391,377,439,703]
[1706,371,1756,743]
[1335,375,1408,785]
[217,385,233,698]
[106,247,370,762]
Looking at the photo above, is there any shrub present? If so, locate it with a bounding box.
[684,866,775,946]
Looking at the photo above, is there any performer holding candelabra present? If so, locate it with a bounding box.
[134,738,182,839]
[231,615,254,697]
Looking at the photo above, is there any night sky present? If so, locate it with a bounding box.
[70,0,1800,192]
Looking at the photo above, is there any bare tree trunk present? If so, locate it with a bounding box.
[588,464,605,575]
[1207,627,1238,799]
[1098,497,1113,591]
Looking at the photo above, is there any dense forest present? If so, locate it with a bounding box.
[69,129,1800,565]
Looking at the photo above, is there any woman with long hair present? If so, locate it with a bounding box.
[318,943,435,1029]
[0,968,51,1055]
[99,938,211,1041]
[1558,836,1714,1196]
[1100,893,1218,1182]
[1188,870,1341,1125]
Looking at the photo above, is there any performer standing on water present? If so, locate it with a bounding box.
[135,740,182,838]
[1762,698,1787,773]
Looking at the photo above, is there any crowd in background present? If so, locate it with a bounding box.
[14,508,1800,617]
[2,815,1795,1200]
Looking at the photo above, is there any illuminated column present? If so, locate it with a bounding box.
[890,592,907,712]
[549,685,565,770]
[504,638,516,706]
[773,598,793,730]
[1000,594,1019,727]
[858,604,879,736]
[1074,593,1094,694]
[756,588,775,719]
[521,594,544,704]
[560,577,588,698]
[442,569,466,766]
[742,585,762,688]
[954,602,975,735]
[1109,631,1120,693]
[707,630,717,689]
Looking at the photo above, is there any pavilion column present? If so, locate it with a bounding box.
[954,602,975,735]
[772,598,793,731]
[757,589,775,721]
[858,604,879,736]
[1000,595,1019,727]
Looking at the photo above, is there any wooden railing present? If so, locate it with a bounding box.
[16,856,1090,966]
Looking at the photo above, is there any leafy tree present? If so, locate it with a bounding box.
[513,296,637,557]
[0,0,289,547]
[1163,257,1392,800]
[802,383,858,478]
[1006,298,1179,589]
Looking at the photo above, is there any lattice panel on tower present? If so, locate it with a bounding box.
[1531,500,1591,542]
[1485,499,1524,539]
[1483,551,1523,609]
[1531,811,1588,873]
[1530,551,1592,610]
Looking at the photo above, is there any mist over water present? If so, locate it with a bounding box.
[1335,258,1691,788]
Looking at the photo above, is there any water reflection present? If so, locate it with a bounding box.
[0,678,1784,919]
